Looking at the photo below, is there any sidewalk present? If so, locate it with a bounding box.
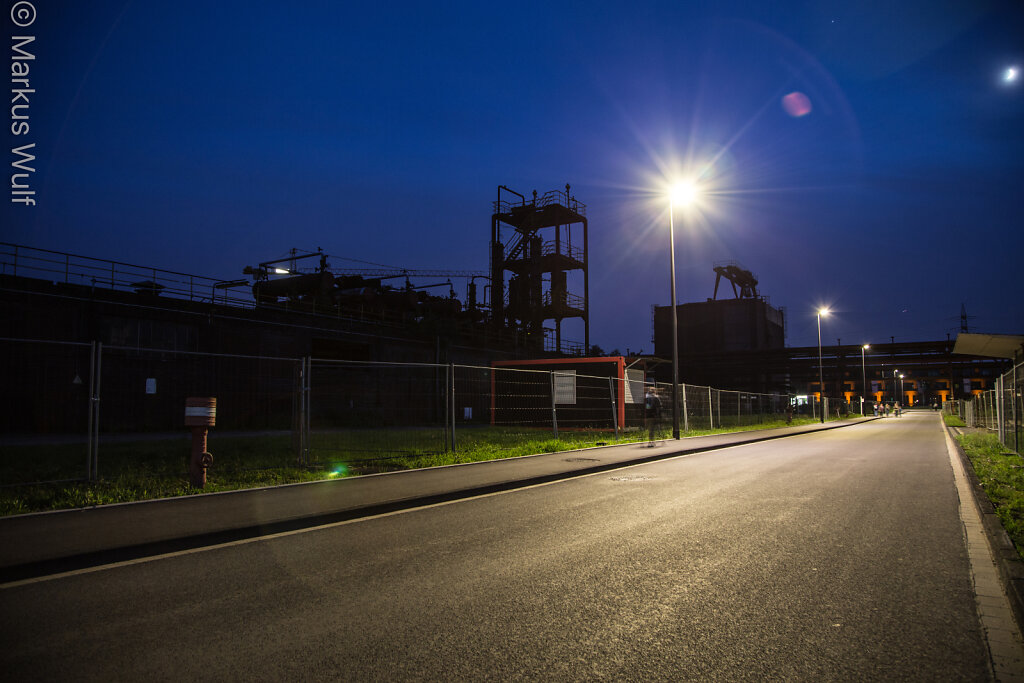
[0,419,872,581]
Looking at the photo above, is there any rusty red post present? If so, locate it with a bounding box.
[185,397,216,488]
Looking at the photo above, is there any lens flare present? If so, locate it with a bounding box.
[781,91,812,117]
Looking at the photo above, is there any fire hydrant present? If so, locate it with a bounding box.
[185,397,216,488]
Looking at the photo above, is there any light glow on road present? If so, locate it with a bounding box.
[0,451,714,589]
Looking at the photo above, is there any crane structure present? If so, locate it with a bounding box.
[712,261,759,300]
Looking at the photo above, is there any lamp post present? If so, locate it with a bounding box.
[861,344,870,416]
[899,374,905,408]
[667,181,697,439]
[817,308,830,423]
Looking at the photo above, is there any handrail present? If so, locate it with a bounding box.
[492,187,587,217]
[0,242,251,306]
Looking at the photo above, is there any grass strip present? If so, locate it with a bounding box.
[957,431,1024,559]
[2,417,825,516]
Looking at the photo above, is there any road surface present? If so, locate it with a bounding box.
[0,413,997,680]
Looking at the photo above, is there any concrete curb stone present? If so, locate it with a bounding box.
[947,425,1024,632]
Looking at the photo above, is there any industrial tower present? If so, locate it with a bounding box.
[490,185,589,355]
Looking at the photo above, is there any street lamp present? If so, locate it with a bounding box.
[861,344,870,416]
[817,308,830,423]
[899,374,905,409]
[887,368,898,406]
[667,180,699,439]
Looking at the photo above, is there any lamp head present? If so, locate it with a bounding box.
[669,180,698,207]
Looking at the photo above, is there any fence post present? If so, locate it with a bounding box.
[682,383,689,433]
[550,371,559,438]
[1014,362,1019,455]
[92,342,102,480]
[298,357,306,466]
[708,386,713,429]
[87,340,96,481]
[997,376,1005,446]
[608,376,619,439]
[445,363,451,453]
[450,362,456,456]
[306,357,312,466]
[292,360,301,461]
[300,356,311,467]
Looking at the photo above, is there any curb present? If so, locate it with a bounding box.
[947,425,1024,631]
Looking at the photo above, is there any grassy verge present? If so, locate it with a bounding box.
[957,431,1024,559]
[943,414,967,427]
[1,417,826,516]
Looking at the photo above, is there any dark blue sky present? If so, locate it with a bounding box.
[6,0,1023,352]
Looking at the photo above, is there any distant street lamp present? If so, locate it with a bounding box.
[899,374,905,407]
[817,308,830,423]
[888,368,898,404]
[861,344,870,415]
[667,180,699,439]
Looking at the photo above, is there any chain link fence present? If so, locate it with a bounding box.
[0,338,304,486]
[3,338,831,486]
[946,360,1023,454]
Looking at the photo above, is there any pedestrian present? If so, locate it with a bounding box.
[895,402,901,417]
[873,402,879,417]
[885,403,891,417]
[645,384,662,446]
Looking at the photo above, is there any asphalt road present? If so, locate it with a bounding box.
[0,412,991,680]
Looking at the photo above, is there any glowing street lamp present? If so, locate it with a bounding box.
[861,344,870,415]
[667,180,699,439]
[887,368,899,404]
[817,308,830,423]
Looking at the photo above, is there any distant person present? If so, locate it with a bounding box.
[873,403,879,417]
[895,402,902,417]
[885,403,891,417]
[645,385,662,446]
